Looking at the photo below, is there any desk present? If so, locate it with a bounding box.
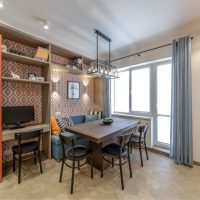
[66,117,139,170]
[2,124,51,158]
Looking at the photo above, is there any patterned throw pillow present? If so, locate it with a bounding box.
[89,110,102,119]
[56,117,74,131]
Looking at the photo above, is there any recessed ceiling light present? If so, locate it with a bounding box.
[0,0,4,8]
[43,21,49,30]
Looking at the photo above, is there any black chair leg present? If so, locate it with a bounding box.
[34,150,37,164]
[37,150,43,173]
[139,143,143,167]
[59,160,64,182]
[18,156,21,184]
[119,156,124,190]
[128,153,132,178]
[111,158,114,168]
[12,152,16,172]
[144,141,149,160]
[101,156,103,178]
[78,161,80,170]
[90,156,93,179]
[71,160,75,194]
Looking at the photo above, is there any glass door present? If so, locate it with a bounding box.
[154,62,172,148]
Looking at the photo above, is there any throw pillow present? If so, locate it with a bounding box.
[56,116,74,131]
[85,114,98,122]
[89,110,102,119]
[51,116,61,135]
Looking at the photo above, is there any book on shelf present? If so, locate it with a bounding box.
[35,47,49,62]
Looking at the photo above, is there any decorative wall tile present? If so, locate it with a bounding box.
[2,38,36,58]
[51,69,95,117]
[51,53,72,66]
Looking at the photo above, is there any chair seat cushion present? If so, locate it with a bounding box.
[131,135,145,143]
[12,141,38,154]
[102,143,128,157]
[66,145,91,158]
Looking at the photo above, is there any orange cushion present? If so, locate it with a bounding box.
[51,116,61,135]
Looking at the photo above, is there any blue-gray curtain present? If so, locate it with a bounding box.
[170,36,193,166]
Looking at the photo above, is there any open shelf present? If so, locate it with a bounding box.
[2,51,49,67]
[2,77,50,85]
[51,63,95,78]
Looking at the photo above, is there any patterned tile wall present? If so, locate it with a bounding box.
[2,39,42,162]
[51,69,95,117]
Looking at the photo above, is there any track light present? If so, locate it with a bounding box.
[43,21,49,30]
[0,0,4,8]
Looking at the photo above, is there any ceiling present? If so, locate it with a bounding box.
[0,0,200,59]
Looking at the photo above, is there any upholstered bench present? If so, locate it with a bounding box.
[51,114,100,161]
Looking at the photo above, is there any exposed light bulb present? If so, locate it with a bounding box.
[0,0,3,8]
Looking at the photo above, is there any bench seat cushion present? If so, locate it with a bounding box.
[52,131,77,145]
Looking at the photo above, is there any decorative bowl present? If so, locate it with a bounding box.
[102,118,113,125]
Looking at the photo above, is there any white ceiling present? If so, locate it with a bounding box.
[0,0,200,59]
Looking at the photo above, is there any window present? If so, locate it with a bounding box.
[131,68,150,112]
[113,71,129,112]
[155,63,172,146]
[111,59,172,148]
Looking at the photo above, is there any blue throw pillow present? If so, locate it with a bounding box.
[85,114,98,122]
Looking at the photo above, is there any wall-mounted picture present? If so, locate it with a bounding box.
[67,81,80,99]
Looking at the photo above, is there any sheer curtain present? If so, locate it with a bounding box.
[170,36,193,166]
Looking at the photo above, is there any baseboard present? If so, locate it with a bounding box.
[147,147,169,157]
[193,161,200,166]
[147,147,200,166]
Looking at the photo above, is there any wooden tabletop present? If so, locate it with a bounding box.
[65,117,139,143]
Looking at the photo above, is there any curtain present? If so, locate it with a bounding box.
[170,36,193,166]
[103,79,111,118]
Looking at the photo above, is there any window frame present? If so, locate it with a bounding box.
[112,58,172,149]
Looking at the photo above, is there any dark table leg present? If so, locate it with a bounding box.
[89,142,103,171]
[89,141,111,171]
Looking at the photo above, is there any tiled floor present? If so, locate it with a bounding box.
[0,152,200,200]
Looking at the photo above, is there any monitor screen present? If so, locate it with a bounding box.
[2,106,34,126]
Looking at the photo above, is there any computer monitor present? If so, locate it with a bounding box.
[2,106,34,128]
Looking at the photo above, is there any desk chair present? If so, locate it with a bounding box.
[101,132,133,190]
[59,134,93,194]
[12,129,43,184]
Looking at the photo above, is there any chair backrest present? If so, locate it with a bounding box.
[138,124,149,139]
[59,134,76,158]
[15,129,43,152]
[15,129,42,141]
[118,132,133,147]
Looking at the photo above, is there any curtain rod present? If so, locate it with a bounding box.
[112,37,193,62]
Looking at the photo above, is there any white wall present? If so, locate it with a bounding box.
[112,19,200,162]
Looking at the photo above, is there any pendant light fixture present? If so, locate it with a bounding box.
[88,30,118,79]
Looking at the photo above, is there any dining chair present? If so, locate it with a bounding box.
[59,134,93,194]
[12,129,43,184]
[101,132,133,190]
[130,124,149,167]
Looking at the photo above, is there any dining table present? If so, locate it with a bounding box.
[65,117,140,170]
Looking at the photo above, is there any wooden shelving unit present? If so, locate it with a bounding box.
[2,77,50,85]
[0,24,52,163]
[2,51,49,67]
